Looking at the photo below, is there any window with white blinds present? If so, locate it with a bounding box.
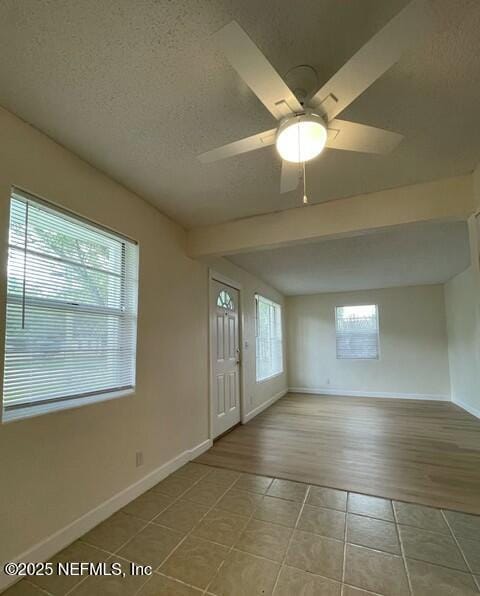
[255,295,283,382]
[335,304,379,360]
[2,190,139,422]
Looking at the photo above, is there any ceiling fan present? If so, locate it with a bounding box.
[198,0,431,197]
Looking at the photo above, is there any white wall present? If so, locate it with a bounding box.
[445,213,480,418]
[0,107,210,571]
[206,258,288,421]
[286,285,451,399]
[0,106,287,584]
[445,267,480,416]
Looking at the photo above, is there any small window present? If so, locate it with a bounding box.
[2,189,139,422]
[255,295,283,381]
[335,304,379,360]
[217,290,234,310]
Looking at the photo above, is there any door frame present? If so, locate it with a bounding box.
[208,269,244,440]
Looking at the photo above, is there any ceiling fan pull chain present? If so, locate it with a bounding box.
[297,122,308,205]
[303,161,308,205]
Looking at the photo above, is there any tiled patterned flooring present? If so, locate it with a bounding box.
[6,463,480,595]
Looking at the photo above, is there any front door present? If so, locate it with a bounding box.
[211,279,241,438]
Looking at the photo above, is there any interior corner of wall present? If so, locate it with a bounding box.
[473,162,480,211]
[467,215,480,276]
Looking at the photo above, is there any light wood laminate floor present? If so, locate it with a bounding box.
[197,393,480,515]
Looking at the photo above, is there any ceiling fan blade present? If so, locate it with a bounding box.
[198,128,277,163]
[309,0,431,120]
[280,160,301,194]
[216,21,302,120]
[326,119,403,154]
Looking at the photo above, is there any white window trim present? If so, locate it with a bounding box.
[1,188,139,423]
[256,371,284,384]
[3,389,135,424]
[255,294,284,383]
[335,304,380,361]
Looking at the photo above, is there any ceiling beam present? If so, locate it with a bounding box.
[187,175,474,258]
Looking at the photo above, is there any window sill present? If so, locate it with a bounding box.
[2,388,135,424]
[336,357,380,361]
[256,371,284,384]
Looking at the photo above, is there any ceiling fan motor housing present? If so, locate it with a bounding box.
[284,64,319,105]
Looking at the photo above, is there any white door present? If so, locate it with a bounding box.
[211,280,241,438]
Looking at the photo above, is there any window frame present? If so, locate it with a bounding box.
[255,294,284,383]
[334,303,380,361]
[1,188,139,423]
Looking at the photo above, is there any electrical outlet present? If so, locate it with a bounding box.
[135,451,143,468]
[326,378,330,385]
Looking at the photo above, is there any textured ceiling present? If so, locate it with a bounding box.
[228,221,470,295]
[0,1,479,228]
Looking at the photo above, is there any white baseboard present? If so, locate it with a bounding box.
[288,387,450,401]
[0,438,212,593]
[452,397,480,419]
[242,388,288,424]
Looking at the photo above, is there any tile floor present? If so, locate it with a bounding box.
[5,463,480,595]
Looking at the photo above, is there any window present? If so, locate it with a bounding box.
[2,189,139,422]
[335,304,379,360]
[255,295,283,381]
[217,290,234,310]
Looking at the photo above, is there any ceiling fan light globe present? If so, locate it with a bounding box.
[276,114,327,163]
